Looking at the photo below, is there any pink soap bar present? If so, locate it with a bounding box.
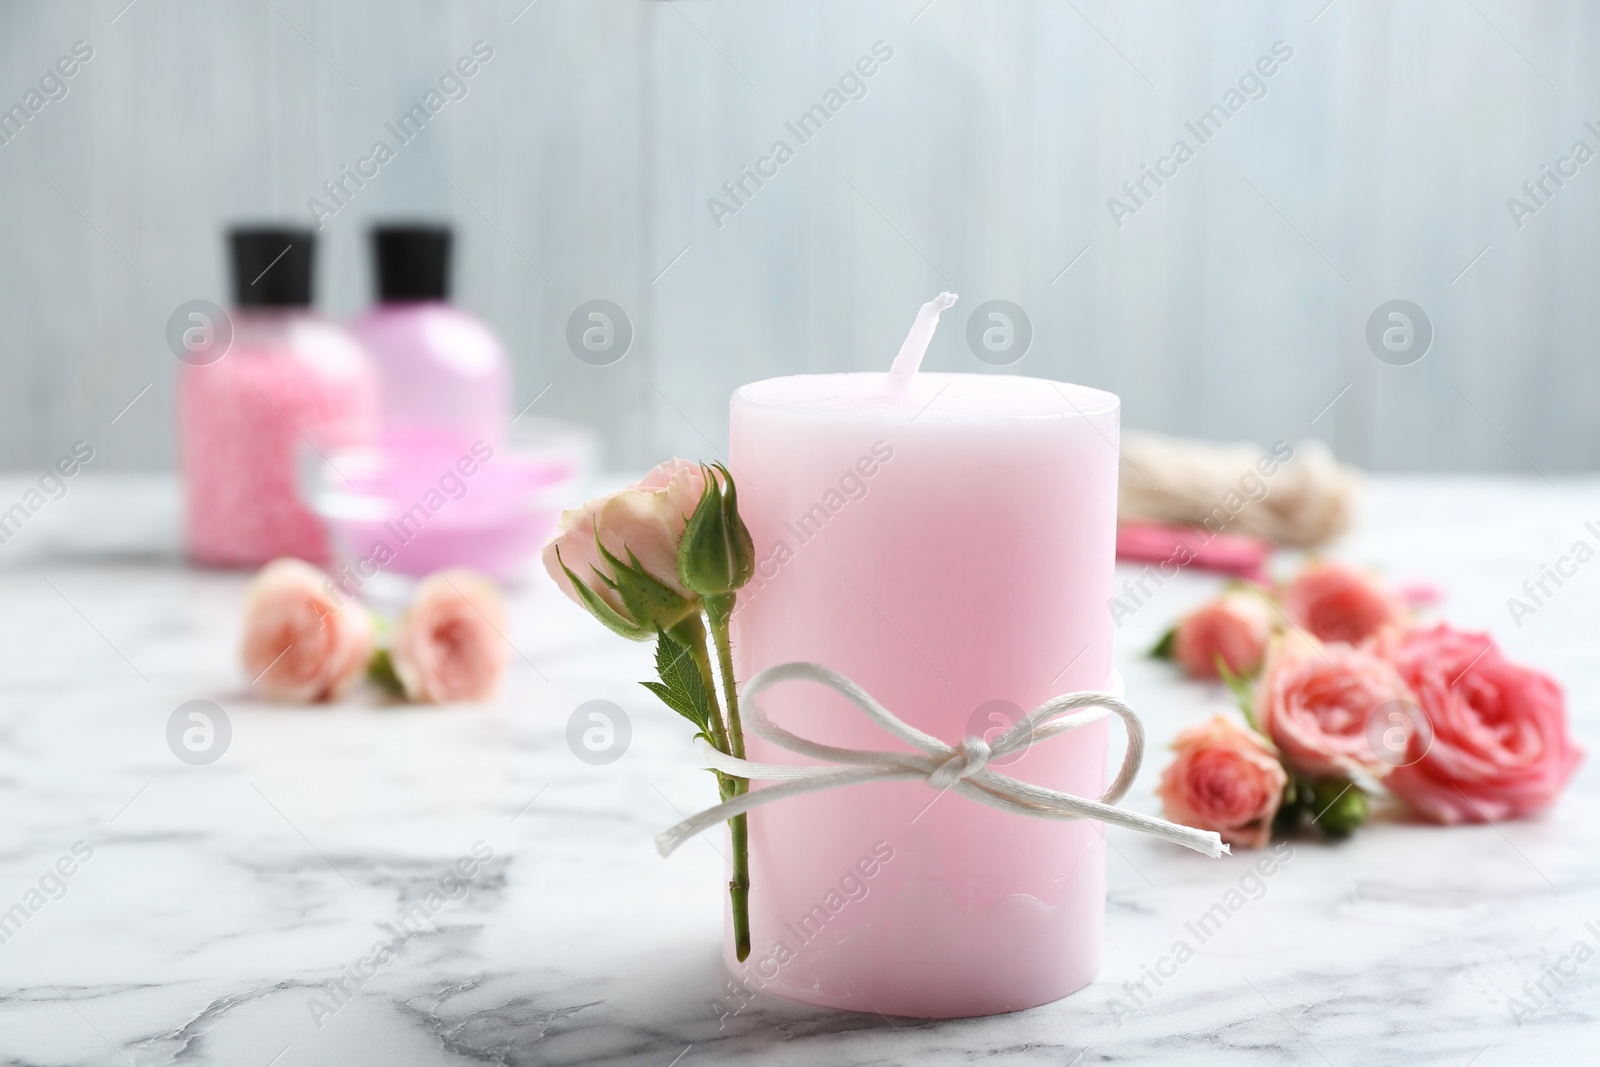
[1115,521,1273,582]
[729,372,1120,1018]
[179,313,377,567]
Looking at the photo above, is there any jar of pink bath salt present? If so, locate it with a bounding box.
[178,228,377,567]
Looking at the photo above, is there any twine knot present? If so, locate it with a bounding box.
[929,735,993,789]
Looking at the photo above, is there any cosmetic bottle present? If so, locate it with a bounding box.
[178,227,378,567]
[351,224,508,455]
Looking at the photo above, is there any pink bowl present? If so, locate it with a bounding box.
[305,419,592,599]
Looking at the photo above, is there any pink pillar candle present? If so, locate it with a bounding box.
[728,372,1120,1018]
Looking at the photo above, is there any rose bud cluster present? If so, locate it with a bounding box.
[1157,715,1287,850]
[1376,624,1582,824]
[540,457,759,961]
[389,569,509,704]
[542,459,754,642]
[1163,591,1274,680]
[1282,560,1406,646]
[241,559,508,706]
[1154,558,1581,848]
[241,559,374,703]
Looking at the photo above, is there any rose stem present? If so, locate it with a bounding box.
[674,615,732,760]
[705,592,750,962]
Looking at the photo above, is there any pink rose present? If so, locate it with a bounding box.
[1378,624,1582,823]
[241,558,373,703]
[1283,561,1406,646]
[541,459,709,618]
[1157,714,1288,849]
[1172,592,1274,679]
[391,569,510,703]
[1255,633,1414,780]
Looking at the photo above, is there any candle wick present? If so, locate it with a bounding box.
[884,291,958,394]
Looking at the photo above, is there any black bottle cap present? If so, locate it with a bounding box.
[372,224,452,302]
[229,227,316,307]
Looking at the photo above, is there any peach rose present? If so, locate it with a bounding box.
[1255,633,1415,780]
[1172,592,1274,679]
[541,459,709,620]
[391,569,509,703]
[1157,714,1288,849]
[241,559,373,702]
[1282,561,1406,646]
[1378,624,1582,823]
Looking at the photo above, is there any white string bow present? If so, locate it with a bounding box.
[655,661,1228,859]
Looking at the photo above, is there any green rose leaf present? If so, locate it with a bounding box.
[640,627,717,738]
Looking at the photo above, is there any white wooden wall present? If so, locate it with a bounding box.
[1,0,1596,475]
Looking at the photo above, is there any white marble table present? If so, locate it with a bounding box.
[0,473,1596,1066]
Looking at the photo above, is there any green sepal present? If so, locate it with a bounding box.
[1308,778,1368,839]
[678,464,755,598]
[1272,775,1368,839]
[554,545,650,641]
[367,646,406,697]
[640,627,717,738]
[1272,775,1305,835]
[592,534,698,635]
[1149,626,1176,660]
